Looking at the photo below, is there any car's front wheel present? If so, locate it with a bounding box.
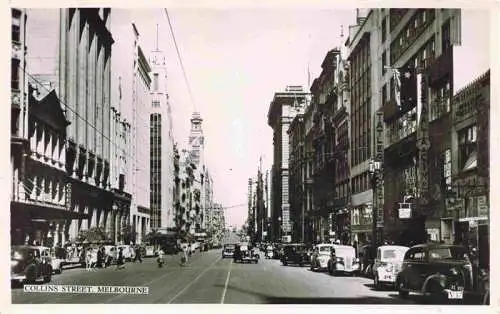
[397,278,409,298]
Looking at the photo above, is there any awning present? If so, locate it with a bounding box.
[462,151,477,171]
[11,201,89,220]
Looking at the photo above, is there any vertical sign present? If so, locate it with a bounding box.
[416,72,431,211]
[375,111,384,228]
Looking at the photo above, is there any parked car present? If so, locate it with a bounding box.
[117,245,135,261]
[373,245,409,289]
[50,246,66,274]
[222,243,236,258]
[11,245,53,285]
[103,245,117,265]
[327,244,360,276]
[144,246,155,257]
[396,244,474,303]
[310,244,335,272]
[281,244,309,266]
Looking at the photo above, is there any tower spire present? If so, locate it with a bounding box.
[155,24,159,51]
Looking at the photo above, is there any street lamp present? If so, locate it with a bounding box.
[369,159,382,246]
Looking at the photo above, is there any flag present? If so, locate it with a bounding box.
[394,66,418,111]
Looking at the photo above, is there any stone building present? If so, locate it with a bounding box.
[23,8,115,244]
[268,86,309,241]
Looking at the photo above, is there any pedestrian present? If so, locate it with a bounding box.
[134,245,143,263]
[116,247,125,270]
[86,248,92,271]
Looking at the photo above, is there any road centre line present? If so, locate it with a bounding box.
[167,255,222,304]
[220,260,233,304]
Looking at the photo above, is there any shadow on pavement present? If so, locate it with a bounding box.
[214,284,411,304]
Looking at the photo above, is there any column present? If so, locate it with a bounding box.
[30,120,37,157]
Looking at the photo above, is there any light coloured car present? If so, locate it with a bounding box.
[373,245,410,289]
[117,245,135,261]
[310,244,334,271]
[327,244,360,276]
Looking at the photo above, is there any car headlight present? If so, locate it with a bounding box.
[11,260,19,267]
[385,263,394,272]
[450,268,459,275]
[355,258,360,263]
[336,257,342,262]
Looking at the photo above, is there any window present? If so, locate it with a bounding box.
[153,73,159,91]
[442,21,451,54]
[381,51,387,75]
[11,58,20,90]
[12,14,21,42]
[152,100,160,108]
[458,125,478,171]
[381,17,387,43]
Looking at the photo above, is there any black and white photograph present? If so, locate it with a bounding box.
[7,5,493,306]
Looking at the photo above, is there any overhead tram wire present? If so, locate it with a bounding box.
[163,8,197,112]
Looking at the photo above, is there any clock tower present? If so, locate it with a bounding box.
[189,112,204,167]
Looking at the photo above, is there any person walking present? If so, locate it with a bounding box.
[181,244,189,266]
[85,248,92,272]
[134,245,143,263]
[116,247,125,270]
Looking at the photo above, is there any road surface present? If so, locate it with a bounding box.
[12,248,421,304]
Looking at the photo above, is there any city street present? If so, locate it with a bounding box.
[12,248,419,304]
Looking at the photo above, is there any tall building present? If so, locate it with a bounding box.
[267,86,309,241]
[307,47,350,244]
[111,13,151,244]
[22,9,115,244]
[10,8,74,246]
[379,9,464,245]
[345,10,378,245]
[149,31,175,230]
[288,112,306,242]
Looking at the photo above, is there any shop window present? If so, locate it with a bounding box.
[458,125,478,171]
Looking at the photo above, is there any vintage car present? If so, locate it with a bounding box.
[396,244,474,303]
[11,245,53,285]
[117,245,135,261]
[222,243,236,258]
[327,244,360,276]
[265,245,274,259]
[373,245,409,289]
[281,244,310,266]
[233,243,259,263]
[310,244,335,272]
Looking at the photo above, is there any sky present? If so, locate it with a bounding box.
[125,8,356,228]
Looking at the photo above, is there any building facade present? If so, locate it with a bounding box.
[380,9,462,245]
[149,42,175,230]
[288,113,305,242]
[23,8,115,244]
[449,70,489,268]
[345,10,378,246]
[111,14,151,244]
[267,86,309,241]
[187,112,206,232]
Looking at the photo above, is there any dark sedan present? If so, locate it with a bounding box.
[281,244,310,266]
[11,245,53,285]
[396,244,474,303]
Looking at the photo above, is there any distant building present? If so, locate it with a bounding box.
[267,86,309,241]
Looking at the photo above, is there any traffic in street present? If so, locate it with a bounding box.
[12,246,421,304]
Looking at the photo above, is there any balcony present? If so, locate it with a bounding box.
[429,50,453,86]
